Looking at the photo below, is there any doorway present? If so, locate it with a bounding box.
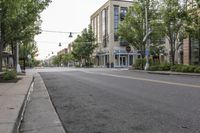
[120,56,127,67]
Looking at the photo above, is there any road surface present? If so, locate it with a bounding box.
[39,68,200,133]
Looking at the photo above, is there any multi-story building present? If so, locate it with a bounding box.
[91,0,139,68]
[183,0,200,65]
[67,43,73,54]
[57,48,68,55]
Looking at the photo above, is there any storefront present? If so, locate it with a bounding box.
[113,50,138,68]
[95,52,109,67]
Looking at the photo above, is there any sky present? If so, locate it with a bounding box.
[35,0,108,60]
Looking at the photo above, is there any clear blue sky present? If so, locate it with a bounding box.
[35,0,109,60]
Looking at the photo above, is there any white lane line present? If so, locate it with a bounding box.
[81,71,200,88]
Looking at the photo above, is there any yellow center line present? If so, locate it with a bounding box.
[81,71,200,88]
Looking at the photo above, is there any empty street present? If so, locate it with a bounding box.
[39,68,200,133]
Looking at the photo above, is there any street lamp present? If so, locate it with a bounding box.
[69,32,73,38]
[58,43,62,67]
[144,1,150,71]
[59,42,62,47]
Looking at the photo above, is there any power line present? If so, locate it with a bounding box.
[41,30,80,34]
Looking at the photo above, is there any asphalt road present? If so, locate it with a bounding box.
[40,68,200,133]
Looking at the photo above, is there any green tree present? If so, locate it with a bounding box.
[185,0,200,48]
[72,25,96,66]
[19,41,39,68]
[160,0,188,65]
[118,0,164,58]
[52,56,61,66]
[62,53,74,66]
[0,0,51,71]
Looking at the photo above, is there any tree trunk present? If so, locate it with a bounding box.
[0,20,2,72]
[12,42,17,71]
[0,42,3,72]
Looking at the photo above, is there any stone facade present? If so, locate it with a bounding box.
[91,0,139,68]
[57,48,68,55]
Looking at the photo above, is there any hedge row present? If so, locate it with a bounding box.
[149,64,200,73]
[3,70,17,80]
[170,65,200,73]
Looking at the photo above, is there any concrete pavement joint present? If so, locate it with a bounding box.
[81,70,200,88]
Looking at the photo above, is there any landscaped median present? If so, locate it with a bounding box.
[149,64,200,73]
[0,72,34,133]
[132,59,200,75]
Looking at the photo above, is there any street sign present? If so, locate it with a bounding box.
[126,46,131,53]
[145,49,150,56]
[27,54,31,59]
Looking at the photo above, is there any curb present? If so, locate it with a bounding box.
[14,76,34,133]
[38,73,67,133]
[19,73,66,133]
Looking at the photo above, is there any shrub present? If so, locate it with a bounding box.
[3,70,17,80]
[171,65,200,73]
[134,58,145,70]
[181,65,189,72]
[134,58,153,70]
[188,66,196,73]
[159,64,171,71]
[85,62,94,68]
[149,65,159,71]
[148,63,171,71]
[171,64,182,72]
[75,64,80,68]
[194,67,200,73]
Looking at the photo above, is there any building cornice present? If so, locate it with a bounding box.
[91,0,133,19]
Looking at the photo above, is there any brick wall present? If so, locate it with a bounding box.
[183,38,190,65]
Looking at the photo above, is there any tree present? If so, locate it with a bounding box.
[185,0,200,45]
[118,0,164,59]
[160,0,188,65]
[118,2,145,57]
[72,25,96,66]
[52,56,60,67]
[62,53,74,66]
[0,0,51,71]
[19,41,39,68]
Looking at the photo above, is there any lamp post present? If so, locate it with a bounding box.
[144,0,150,70]
[0,8,2,72]
[58,42,62,67]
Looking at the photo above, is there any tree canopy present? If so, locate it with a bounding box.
[72,25,96,66]
[118,0,164,57]
[118,0,198,65]
[0,0,51,71]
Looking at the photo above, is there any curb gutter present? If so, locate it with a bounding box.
[14,76,34,133]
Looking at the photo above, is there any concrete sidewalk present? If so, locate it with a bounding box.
[20,73,66,133]
[0,74,33,133]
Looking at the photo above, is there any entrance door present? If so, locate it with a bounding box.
[120,56,127,67]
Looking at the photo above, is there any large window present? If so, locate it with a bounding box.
[97,15,100,43]
[94,17,97,38]
[120,7,128,21]
[114,5,119,41]
[191,38,200,65]
[102,8,108,47]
